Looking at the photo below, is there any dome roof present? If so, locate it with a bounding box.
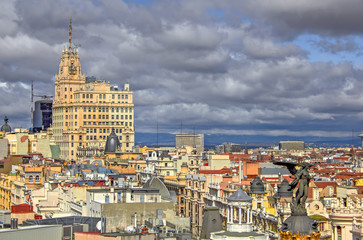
[276,179,293,198]
[143,177,171,201]
[1,116,11,133]
[250,176,265,194]
[227,188,253,202]
[104,128,120,153]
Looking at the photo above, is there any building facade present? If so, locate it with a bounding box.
[52,21,134,160]
[33,99,53,132]
[176,134,204,153]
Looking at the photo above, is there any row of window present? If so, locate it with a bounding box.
[83,107,133,113]
[64,121,132,127]
[57,106,133,114]
[81,114,132,120]
[73,92,130,100]
[82,121,132,127]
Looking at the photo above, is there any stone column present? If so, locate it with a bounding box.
[239,207,242,224]
[231,206,234,223]
[247,208,250,223]
[227,207,230,223]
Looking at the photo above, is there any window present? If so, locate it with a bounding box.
[65,87,67,91]
[29,176,33,182]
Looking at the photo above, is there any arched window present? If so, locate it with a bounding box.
[28,176,33,182]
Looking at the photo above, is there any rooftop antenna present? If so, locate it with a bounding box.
[69,17,72,51]
[31,80,34,128]
[193,127,196,148]
[352,129,354,147]
[156,115,159,148]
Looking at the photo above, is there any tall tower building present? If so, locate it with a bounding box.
[33,99,53,132]
[52,20,134,160]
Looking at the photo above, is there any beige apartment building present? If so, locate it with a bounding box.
[52,22,134,160]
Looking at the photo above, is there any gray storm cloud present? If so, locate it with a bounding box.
[1,0,363,141]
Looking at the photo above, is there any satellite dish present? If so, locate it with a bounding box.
[96,221,102,231]
[125,225,135,233]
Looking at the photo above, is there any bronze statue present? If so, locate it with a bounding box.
[272,160,320,236]
[272,160,313,213]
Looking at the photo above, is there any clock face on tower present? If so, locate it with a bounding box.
[69,63,76,75]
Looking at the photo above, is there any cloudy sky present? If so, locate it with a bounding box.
[2,0,363,143]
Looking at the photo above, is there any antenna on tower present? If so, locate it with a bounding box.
[156,120,159,148]
[69,17,72,50]
[31,80,34,129]
[156,113,159,148]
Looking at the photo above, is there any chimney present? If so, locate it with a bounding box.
[11,218,18,229]
[239,161,244,182]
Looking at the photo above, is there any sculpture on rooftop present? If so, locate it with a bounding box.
[1,116,11,132]
[272,160,319,239]
[272,160,313,215]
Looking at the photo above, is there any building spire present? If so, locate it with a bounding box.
[68,17,72,50]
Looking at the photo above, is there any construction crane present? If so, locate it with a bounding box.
[30,81,53,127]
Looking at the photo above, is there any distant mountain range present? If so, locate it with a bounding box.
[135,132,361,148]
